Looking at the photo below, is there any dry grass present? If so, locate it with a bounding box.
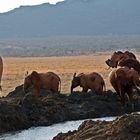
[1,53,140,96]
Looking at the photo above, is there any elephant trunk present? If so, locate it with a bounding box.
[105,59,112,67]
[106,59,117,68]
[23,86,28,93]
[71,86,73,94]
[23,85,33,94]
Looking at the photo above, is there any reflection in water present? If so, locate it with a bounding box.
[0,116,116,140]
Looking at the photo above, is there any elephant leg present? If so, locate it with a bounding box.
[127,88,134,110]
[94,89,101,94]
[93,86,103,94]
[52,87,59,93]
[82,88,88,93]
[134,86,140,95]
[32,86,40,97]
[111,82,121,98]
[91,89,96,94]
[52,82,59,93]
[120,89,126,106]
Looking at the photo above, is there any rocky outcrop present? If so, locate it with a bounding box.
[0,85,140,134]
[53,113,140,140]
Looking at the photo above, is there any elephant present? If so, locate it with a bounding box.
[109,67,140,108]
[118,58,140,74]
[105,51,136,68]
[23,71,61,96]
[0,56,3,91]
[71,72,106,94]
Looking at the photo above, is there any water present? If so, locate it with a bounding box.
[0,116,116,140]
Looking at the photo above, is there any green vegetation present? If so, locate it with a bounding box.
[0,35,140,57]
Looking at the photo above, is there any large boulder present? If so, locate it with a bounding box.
[0,100,29,133]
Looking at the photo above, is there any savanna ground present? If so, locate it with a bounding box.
[1,53,140,97]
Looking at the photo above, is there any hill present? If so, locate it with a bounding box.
[0,0,140,38]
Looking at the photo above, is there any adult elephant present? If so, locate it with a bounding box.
[0,56,3,91]
[23,71,61,96]
[118,58,140,74]
[109,67,140,109]
[105,51,136,68]
[71,72,106,94]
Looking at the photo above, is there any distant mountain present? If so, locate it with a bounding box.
[0,0,140,39]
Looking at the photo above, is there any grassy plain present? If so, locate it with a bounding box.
[1,53,140,97]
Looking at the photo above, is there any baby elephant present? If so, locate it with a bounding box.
[71,72,106,94]
[23,71,61,96]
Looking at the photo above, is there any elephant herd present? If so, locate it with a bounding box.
[106,51,140,108]
[23,50,140,108]
[0,51,140,108]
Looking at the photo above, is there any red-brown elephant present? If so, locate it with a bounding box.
[23,71,61,96]
[109,67,140,109]
[118,58,140,74]
[71,72,106,94]
[0,56,3,91]
[106,51,136,68]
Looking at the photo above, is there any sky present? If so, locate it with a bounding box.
[0,0,64,13]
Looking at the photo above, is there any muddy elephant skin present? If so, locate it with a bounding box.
[71,72,106,94]
[109,67,140,107]
[23,71,61,96]
[106,51,136,68]
[118,58,140,74]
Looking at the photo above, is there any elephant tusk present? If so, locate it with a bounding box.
[105,67,111,70]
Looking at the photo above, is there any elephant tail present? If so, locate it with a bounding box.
[58,78,61,93]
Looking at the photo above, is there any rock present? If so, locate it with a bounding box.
[0,101,29,133]
[7,85,25,98]
[53,113,140,140]
[0,85,140,134]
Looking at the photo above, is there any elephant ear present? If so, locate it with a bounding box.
[25,71,29,77]
[73,72,76,78]
[125,51,136,59]
[121,53,128,60]
[80,74,86,87]
[31,71,40,84]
